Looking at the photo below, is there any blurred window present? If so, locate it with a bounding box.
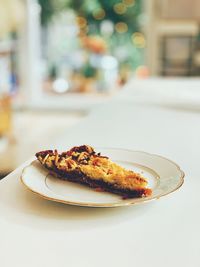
[160,36,194,76]
[158,0,200,20]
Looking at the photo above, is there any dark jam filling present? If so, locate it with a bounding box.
[36,148,151,199]
[53,169,149,199]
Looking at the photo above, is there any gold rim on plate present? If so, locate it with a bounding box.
[20,149,185,208]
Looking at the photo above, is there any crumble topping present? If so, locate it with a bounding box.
[36,145,149,191]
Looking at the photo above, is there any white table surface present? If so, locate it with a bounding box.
[1,78,200,267]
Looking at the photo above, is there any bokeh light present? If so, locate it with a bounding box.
[135,65,149,78]
[113,3,127,15]
[76,16,87,28]
[100,20,114,36]
[92,8,106,20]
[52,78,69,93]
[131,32,146,48]
[122,0,135,7]
[115,22,128,33]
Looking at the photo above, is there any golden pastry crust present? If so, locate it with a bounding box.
[36,145,152,198]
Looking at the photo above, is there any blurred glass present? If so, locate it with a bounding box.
[0,94,11,137]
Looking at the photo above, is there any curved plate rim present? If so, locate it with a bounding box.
[20,148,185,208]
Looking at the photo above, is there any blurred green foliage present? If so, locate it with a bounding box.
[38,0,144,69]
[39,0,141,32]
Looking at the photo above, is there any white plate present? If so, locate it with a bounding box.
[21,148,184,207]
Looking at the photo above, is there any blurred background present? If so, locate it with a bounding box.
[1,0,200,177]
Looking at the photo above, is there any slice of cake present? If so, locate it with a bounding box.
[36,145,152,198]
